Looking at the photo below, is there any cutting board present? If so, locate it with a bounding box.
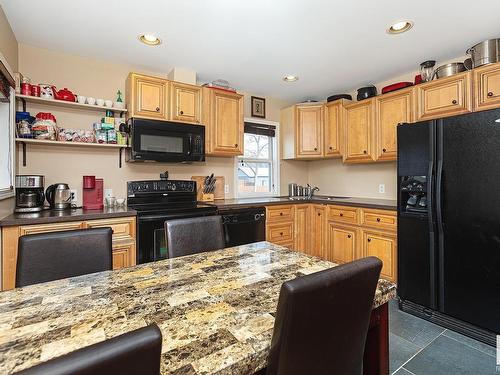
[191,176,225,201]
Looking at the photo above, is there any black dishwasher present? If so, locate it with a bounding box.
[220,207,266,247]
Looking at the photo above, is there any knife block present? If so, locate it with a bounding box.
[191,176,225,201]
[200,193,215,202]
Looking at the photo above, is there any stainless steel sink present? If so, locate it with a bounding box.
[311,196,351,200]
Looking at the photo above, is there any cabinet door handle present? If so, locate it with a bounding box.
[280,212,283,216]
[314,147,318,151]
[339,213,343,217]
[280,232,283,236]
[363,150,367,154]
[329,146,333,150]
[382,148,387,153]
[347,234,351,238]
[451,100,457,105]
[376,218,381,222]
[487,92,494,97]
[234,143,238,148]
[367,238,371,242]
[318,213,321,216]
[180,110,184,115]
[155,107,160,112]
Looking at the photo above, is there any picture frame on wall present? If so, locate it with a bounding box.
[251,96,266,118]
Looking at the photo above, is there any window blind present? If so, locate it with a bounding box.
[244,122,276,137]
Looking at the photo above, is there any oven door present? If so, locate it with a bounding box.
[129,119,205,162]
[136,210,217,264]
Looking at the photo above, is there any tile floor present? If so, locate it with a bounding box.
[389,300,497,375]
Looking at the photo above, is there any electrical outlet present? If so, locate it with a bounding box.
[70,189,77,203]
[224,184,229,194]
[378,184,386,194]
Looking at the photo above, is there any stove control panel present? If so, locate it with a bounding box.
[127,180,196,196]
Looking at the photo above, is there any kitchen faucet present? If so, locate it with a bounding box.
[308,186,320,199]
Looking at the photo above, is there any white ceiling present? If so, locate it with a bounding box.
[2,0,500,101]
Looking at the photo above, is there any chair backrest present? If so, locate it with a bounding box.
[14,324,163,375]
[16,227,113,287]
[165,215,225,258]
[266,257,383,375]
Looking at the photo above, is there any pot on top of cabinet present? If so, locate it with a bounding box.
[467,38,500,68]
[356,85,377,101]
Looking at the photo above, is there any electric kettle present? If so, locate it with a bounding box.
[45,183,72,210]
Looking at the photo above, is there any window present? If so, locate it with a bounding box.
[236,120,279,197]
[0,70,14,200]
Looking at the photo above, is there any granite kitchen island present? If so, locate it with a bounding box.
[0,242,396,374]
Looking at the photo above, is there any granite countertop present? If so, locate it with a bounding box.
[0,207,137,227]
[213,196,397,210]
[0,241,396,375]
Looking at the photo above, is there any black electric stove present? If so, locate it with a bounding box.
[127,180,217,264]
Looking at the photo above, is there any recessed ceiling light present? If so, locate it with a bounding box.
[283,75,299,82]
[138,34,161,46]
[387,20,413,34]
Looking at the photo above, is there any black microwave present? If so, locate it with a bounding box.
[127,118,205,163]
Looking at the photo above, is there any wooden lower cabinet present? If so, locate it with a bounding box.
[112,242,136,270]
[310,205,326,257]
[267,204,397,282]
[326,222,358,264]
[1,216,137,290]
[294,204,311,253]
[362,229,397,282]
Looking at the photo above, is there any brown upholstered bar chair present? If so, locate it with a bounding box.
[165,215,225,258]
[260,256,382,375]
[16,227,113,287]
[14,324,163,375]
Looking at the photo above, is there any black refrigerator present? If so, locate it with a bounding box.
[397,108,500,346]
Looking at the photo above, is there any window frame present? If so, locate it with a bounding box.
[0,85,15,200]
[234,118,280,198]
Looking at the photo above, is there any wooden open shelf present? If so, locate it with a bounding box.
[16,94,127,113]
[15,138,129,149]
[16,138,129,168]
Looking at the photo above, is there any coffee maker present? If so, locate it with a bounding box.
[15,175,45,213]
[82,176,104,210]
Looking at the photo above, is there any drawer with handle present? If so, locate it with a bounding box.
[86,217,136,241]
[362,209,397,231]
[327,205,360,225]
[266,205,295,223]
[267,222,294,243]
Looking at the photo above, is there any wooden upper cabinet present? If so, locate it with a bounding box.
[416,71,472,121]
[473,62,500,112]
[169,81,202,124]
[126,73,168,120]
[375,88,413,161]
[203,88,243,155]
[343,99,375,163]
[324,99,347,157]
[296,105,323,158]
[326,222,358,265]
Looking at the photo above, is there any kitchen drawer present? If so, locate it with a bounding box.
[19,221,86,236]
[266,205,295,222]
[327,205,360,225]
[362,209,397,231]
[267,222,294,243]
[86,217,136,240]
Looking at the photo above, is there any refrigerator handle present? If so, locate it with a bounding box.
[435,119,445,310]
[427,159,437,309]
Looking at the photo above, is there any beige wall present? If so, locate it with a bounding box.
[15,44,298,206]
[0,5,17,218]
[0,6,17,71]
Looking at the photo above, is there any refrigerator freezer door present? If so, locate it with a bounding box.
[397,121,437,309]
[438,109,500,333]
